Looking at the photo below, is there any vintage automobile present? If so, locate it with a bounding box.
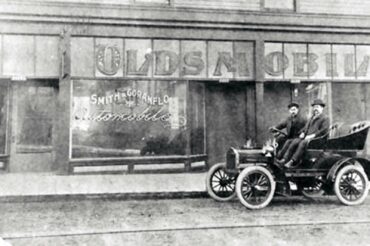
[206,121,370,210]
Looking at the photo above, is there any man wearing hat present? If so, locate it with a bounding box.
[270,102,307,155]
[277,99,330,168]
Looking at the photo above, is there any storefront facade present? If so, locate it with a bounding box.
[1,0,370,173]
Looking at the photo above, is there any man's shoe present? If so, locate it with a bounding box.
[284,160,295,168]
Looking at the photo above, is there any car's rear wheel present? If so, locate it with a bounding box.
[334,165,369,206]
[206,163,237,201]
[236,166,275,210]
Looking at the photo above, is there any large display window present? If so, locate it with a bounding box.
[72,80,205,158]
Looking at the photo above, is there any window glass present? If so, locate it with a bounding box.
[135,0,169,4]
[16,83,55,149]
[264,0,295,10]
[0,82,9,154]
[331,83,366,134]
[72,80,202,158]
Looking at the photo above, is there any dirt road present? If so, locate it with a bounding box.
[1,196,370,245]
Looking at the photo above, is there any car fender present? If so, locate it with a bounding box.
[327,157,355,182]
[327,157,368,182]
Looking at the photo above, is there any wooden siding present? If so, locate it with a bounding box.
[40,0,258,10]
[300,0,370,16]
[173,0,260,11]
[32,0,170,5]
[38,0,131,4]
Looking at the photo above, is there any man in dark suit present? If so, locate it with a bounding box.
[270,102,307,156]
[277,99,330,168]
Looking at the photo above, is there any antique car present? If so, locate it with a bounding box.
[206,121,370,210]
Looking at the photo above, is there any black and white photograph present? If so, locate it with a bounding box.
[1,0,370,245]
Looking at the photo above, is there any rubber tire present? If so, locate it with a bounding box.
[236,166,276,210]
[206,163,237,202]
[334,165,369,206]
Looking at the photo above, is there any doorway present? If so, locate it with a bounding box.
[205,83,247,165]
[9,80,57,172]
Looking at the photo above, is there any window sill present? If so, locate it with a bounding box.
[16,145,53,153]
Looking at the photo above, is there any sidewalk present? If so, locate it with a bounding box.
[0,172,207,202]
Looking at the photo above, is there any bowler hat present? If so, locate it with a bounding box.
[311,99,326,107]
[287,102,299,109]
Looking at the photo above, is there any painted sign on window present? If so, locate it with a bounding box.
[72,80,189,158]
[74,87,186,129]
[264,42,370,80]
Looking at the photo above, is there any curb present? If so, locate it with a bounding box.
[0,191,208,203]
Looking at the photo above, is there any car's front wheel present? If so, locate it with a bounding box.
[206,163,237,201]
[236,166,276,210]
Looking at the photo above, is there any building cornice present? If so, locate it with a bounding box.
[1,1,370,34]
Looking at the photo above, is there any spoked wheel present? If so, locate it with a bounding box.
[334,165,369,206]
[236,166,275,210]
[301,176,325,199]
[206,163,237,201]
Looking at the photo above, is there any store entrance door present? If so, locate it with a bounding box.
[206,84,247,165]
[9,80,57,172]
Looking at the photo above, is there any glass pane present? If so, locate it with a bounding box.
[308,44,332,80]
[3,35,35,76]
[208,41,234,79]
[331,45,356,80]
[356,45,370,80]
[264,0,294,10]
[264,42,284,79]
[190,82,205,155]
[332,83,365,133]
[135,0,169,4]
[16,84,55,147]
[72,80,191,158]
[284,43,308,79]
[0,82,9,154]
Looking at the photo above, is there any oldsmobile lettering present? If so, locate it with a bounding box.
[125,50,249,77]
[93,41,252,78]
[96,45,121,75]
[264,43,370,79]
